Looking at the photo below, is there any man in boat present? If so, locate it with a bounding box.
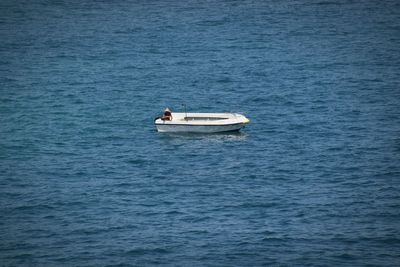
[161,108,172,121]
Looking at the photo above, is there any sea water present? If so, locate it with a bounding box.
[1,1,400,266]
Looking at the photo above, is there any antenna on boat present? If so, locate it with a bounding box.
[182,104,187,120]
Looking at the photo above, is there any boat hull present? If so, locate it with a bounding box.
[154,112,250,133]
[156,123,246,133]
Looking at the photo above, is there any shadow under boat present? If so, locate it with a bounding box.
[157,129,248,141]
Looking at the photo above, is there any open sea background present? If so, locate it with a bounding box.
[1,0,400,266]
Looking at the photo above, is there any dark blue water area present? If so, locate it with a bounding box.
[1,0,400,266]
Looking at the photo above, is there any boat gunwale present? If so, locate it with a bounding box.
[154,121,247,127]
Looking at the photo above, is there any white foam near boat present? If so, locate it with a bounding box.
[154,112,250,133]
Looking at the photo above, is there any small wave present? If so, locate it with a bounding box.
[14,203,55,211]
[239,202,278,209]
[126,247,170,256]
[216,77,233,83]
[126,158,147,165]
[333,253,356,260]
[315,1,342,6]
[114,27,144,34]
[196,19,228,27]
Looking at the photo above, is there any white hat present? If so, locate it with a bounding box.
[164,107,171,112]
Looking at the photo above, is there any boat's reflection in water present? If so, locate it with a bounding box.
[159,130,248,142]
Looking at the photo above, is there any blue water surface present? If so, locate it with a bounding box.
[1,0,400,266]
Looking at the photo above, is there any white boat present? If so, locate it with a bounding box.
[154,112,250,133]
